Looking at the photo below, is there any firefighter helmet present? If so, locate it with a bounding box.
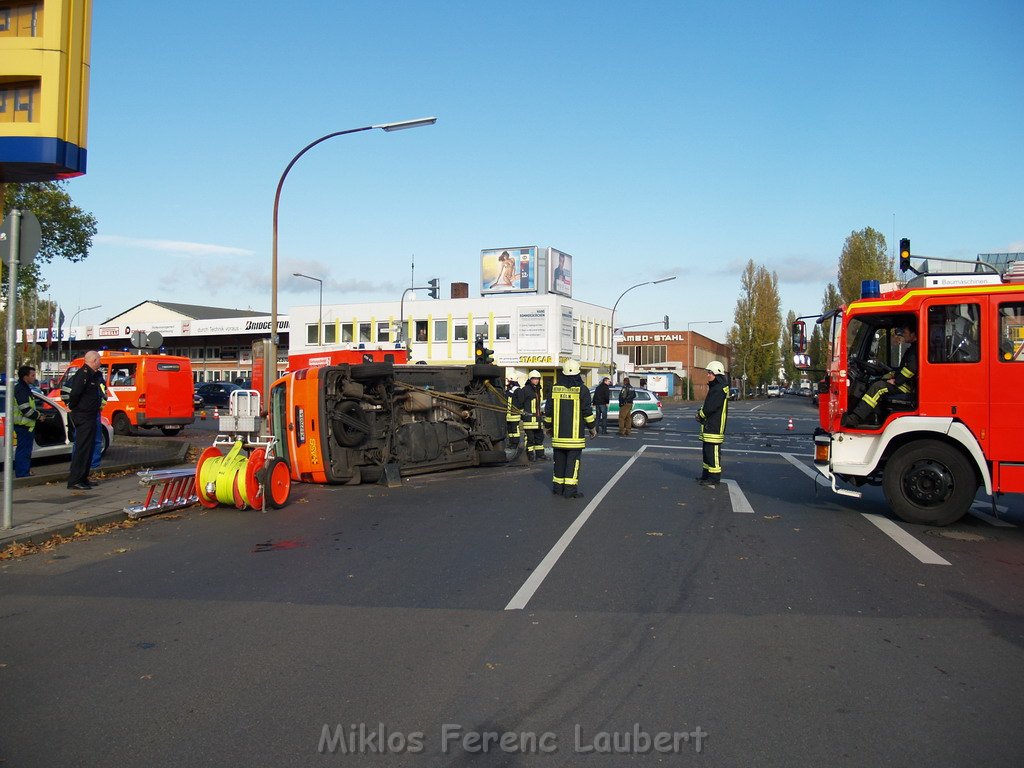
[706,361,725,376]
[562,359,581,376]
[528,370,541,379]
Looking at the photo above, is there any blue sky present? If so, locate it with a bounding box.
[43,0,1023,341]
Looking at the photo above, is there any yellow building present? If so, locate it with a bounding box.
[0,0,91,181]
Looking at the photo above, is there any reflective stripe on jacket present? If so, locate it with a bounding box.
[698,375,729,444]
[543,375,595,449]
[13,381,40,430]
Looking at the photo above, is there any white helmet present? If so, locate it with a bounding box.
[528,370,541,379]
[562,359,581,376]
[706,361,725,376]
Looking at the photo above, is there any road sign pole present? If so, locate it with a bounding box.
[3,210,22,529]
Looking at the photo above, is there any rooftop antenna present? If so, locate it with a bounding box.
[411,254,415,289]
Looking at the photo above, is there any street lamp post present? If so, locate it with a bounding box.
[67,304,101,362]
[609,276,676,378]
[686,320,722,399]
[292,273,323,346]
[268,116,436,396]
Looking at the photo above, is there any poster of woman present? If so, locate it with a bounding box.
[481,246,537,294]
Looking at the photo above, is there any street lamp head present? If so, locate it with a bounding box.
[652,276,677,285]
[376,117,437,132]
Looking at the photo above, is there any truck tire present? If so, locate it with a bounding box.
[112,412,132,436]
[882,439,977,526]
[351,362,393,381]
[470,364,504,380]
[331,400,369,448]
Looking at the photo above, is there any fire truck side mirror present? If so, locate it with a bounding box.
[791,320,807,353]
[899,238,911,272]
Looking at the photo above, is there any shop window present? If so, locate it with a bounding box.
[998,303,1024,362]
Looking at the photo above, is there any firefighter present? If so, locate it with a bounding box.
[841,322,918,429]
[13,365,47,477]
[696,360,729,487]
[517,370,547,461]
[544,359,596,499]
[505,379,522,447]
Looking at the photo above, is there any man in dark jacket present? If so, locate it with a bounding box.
[516,370,546,461]
[842,322,918,429]
[696,361,729,487]
[544,360,596,499]
[13,365,46,478]
[66,351,104,490]
[592,376,611,435]
[617,377,636,436]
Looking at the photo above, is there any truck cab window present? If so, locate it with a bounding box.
[927,303,980,364]
[998,303,1024,362]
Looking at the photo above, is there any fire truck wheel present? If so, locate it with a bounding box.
[883,440,977,526]
[265,457,292,508]
[332,401,369,448]
[351,362,394,381]
[112,412,133,436]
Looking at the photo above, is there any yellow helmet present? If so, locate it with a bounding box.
[562,359,581,376]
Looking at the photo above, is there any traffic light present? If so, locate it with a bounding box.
[475,336,494,365]
[899,238,911,272]
[428,278,440,299]
[663,315,670,330]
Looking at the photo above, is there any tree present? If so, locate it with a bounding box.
[837,227,894,305]
[781,309,799,384]
[0,181,97,371]
[728,260,782,389]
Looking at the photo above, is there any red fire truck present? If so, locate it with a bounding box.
[795,243,1024,526]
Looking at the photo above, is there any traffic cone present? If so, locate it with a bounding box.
[200,410,207,420]
[787,417,794,431]
[213,407,220,418]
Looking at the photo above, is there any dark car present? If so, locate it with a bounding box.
[194,381,242,408]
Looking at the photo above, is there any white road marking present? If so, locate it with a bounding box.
[505,445,650,611]
[720,479,754,514]
[780,452,831,488]
[860,514,951,565]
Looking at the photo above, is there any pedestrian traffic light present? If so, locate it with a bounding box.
[475,336,494,365]
[428,278,440,299]
[899,238,911,272]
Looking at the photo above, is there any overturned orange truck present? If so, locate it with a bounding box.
[265,361,516,485]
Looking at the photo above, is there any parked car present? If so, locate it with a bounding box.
[193,391,205,409]
[194,381,242,408]
[595,386,664,428]
[0,386,114,465]
[766,384,783,398]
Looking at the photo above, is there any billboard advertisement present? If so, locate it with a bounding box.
[481,246,537,294]
[549,247,573,297]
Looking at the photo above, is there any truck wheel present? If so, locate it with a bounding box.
[160,426,182,436]
[112,412,132,436]
[882,439,977,526]
[351,362,393,381]
[631,410,648,428]
[331,400,369,448]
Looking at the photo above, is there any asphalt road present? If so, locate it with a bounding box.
[2,397,1022,766]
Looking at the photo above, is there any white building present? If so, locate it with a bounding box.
[287,290,614,386]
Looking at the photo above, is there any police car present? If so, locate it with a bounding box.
[597,387,664,428]
[0,386,114,464]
